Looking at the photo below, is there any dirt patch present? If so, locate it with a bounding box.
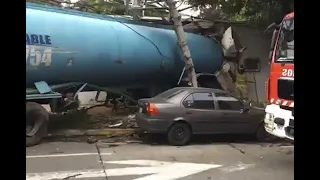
[48,106,137,132]
[44,133,144,144]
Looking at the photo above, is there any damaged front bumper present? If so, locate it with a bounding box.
[264,104,294,141]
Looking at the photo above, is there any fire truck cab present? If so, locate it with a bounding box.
[264,12,294,141]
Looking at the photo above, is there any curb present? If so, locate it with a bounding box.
[47,128,141,137]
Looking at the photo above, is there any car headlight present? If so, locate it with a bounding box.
[265,113,275,120]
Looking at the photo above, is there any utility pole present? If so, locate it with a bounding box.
[165,0,198,87]
[131,0,144,20]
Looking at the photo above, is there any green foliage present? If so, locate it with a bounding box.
[189,0,293,25]
[27,0,56,5]
[26,0,293,25]
[26,0,126,15]
[144,9,165,17]
[81,0,126,15]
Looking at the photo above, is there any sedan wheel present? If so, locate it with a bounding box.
[167,122,192,146]
[255,124,267,141]
[255,123,277,142]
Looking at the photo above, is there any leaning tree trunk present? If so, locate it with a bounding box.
[165,0,198,88]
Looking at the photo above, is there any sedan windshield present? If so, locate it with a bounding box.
[275,18,294,63]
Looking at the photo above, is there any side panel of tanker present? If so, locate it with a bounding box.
[26,3,223,90]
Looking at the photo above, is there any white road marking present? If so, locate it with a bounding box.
[279,145,294,148]
[220,162,255,173]
[26,152,112,159]
[26,160,222,180]
[104,160,173,166]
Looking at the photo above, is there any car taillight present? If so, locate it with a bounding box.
[146,103,158,115]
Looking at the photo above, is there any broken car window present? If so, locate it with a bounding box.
[182,94,194,108]
[183,92,215,110]
[192,92,215,110]
[216,96,242,111]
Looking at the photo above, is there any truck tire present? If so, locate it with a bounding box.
[167,122,192,146]
[26,102,49,147]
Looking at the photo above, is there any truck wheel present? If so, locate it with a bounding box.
[167,122,192,146]
[26,102,49,147]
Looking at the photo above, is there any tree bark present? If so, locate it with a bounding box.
[165,0,198,87]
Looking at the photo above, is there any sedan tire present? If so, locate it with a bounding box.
[255,123,269,141]
[255,123,279,142]
[167,122,192,146]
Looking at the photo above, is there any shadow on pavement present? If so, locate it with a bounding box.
[138,134,290,146]
[41,132,292,148]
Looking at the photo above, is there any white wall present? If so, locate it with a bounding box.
[231,25,271,102]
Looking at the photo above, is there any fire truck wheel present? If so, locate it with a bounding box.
[26,102,49,147]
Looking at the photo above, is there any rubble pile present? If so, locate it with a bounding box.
[48,106,139,132]
[89,114,138,129]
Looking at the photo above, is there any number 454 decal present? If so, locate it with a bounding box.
[282,69,294,77]
[26,45,52,67]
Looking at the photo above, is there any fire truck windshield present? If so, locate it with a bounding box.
[275,18,294,63]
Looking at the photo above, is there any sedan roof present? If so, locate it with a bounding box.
[169,87,227,94]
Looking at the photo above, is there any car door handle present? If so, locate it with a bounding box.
[186,112,192,114]
[223,113,228,116]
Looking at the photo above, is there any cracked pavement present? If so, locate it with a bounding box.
[26,140,293,180]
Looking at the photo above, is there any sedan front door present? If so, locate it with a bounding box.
[214,95,253,134]
[181,92,221,134]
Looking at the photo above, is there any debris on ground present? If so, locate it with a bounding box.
[85,106,139,129]
[108,121,123,128]
[127,114,138,128]
[90,113,137,129]
[44,132,145,145]
[87,137,98,144]
[62,173,82,179]
[49,106,138,131]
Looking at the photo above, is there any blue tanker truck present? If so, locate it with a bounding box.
[26,2,238,146]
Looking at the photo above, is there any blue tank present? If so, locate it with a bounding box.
[26,3,223,89]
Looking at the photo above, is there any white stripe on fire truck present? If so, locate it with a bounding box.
[282,101,288,106]
[269,98,294,107]
[289,102,294,107]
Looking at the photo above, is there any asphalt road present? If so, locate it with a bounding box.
[26,140,293,180]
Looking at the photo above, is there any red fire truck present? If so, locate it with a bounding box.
[264,12,294,141]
